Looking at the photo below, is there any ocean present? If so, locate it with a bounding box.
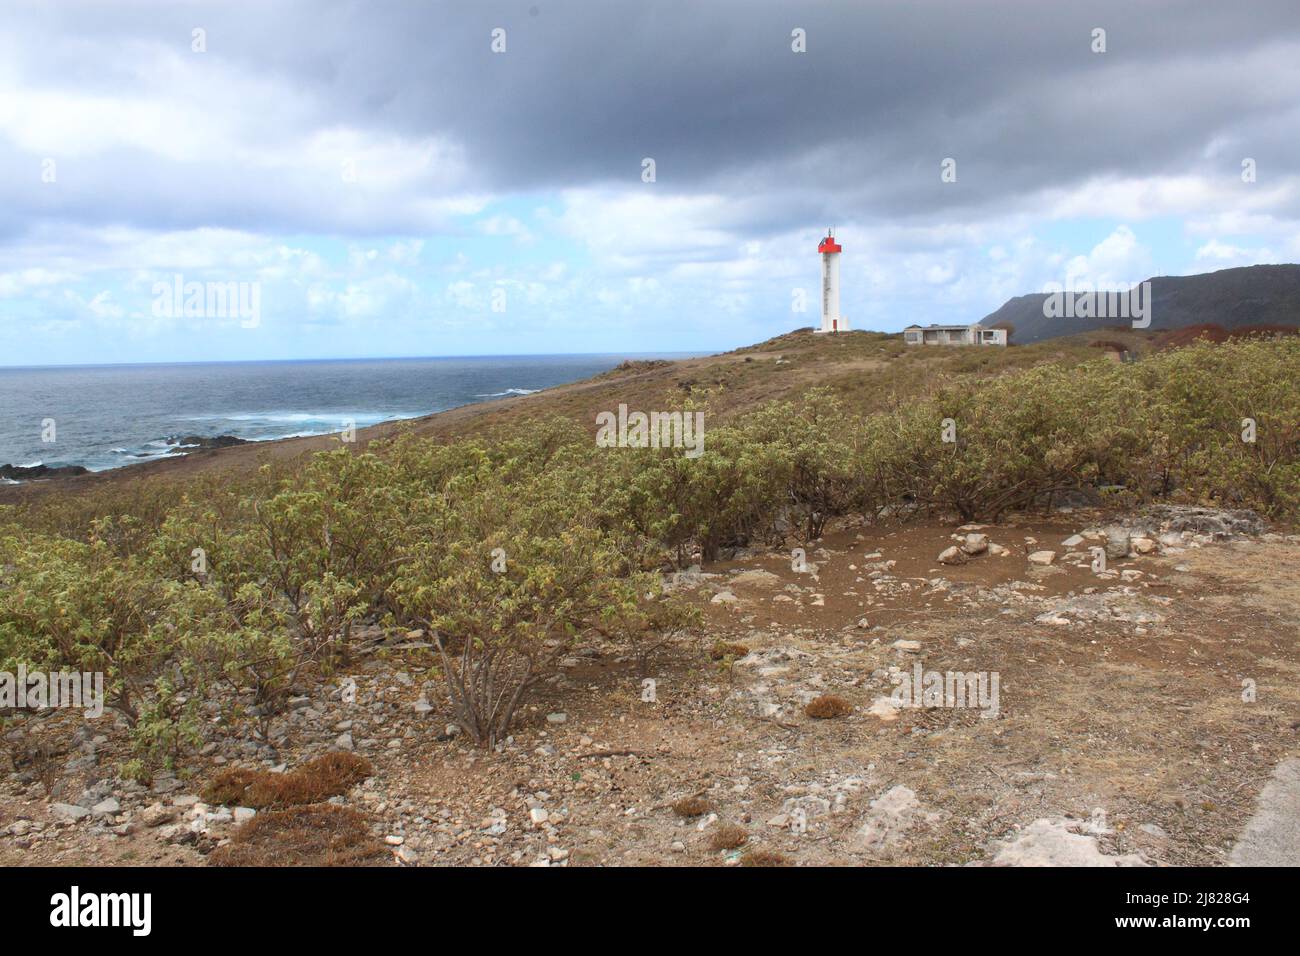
[0,354,675,478]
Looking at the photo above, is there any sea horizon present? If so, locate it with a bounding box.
[0,350,704,373]
[0,352,701,478]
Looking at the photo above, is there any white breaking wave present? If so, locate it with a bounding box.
[184,411,399,426]
[475,387,539,398]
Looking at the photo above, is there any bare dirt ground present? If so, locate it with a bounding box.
[4,507,1297,867]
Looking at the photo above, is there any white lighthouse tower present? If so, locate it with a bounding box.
[816,228,847,333]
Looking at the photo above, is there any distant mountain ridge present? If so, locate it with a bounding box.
[979,264,1300,344]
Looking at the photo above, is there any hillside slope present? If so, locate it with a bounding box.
[980,264,1300,344]
[0,327,1155,504]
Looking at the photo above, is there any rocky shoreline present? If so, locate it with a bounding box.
[1,435,249,483]
[171,434,250,450]
[0,463,90,481]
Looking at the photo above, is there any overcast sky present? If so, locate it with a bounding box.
[2,0,1298,365]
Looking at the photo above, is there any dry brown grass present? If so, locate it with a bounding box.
[709,824,749,851]
[671,796,713,818]
[804,695,853,719]
[207,804,390,867]
[201,767,263,806]
[202,752,372,809]
[709,642,749,661]
[740,848,790,867]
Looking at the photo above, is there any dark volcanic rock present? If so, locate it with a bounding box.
[0,463,90,480]
[173,434,250,450]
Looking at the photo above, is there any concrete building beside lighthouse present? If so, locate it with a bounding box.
[816,229,848,333]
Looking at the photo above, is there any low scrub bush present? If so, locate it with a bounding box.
[671,796,713,818]
[709,824,749,850]
[3,337,1298,766]
[202,753,372,808]
[207,804,389,867]
[805,694,853,719]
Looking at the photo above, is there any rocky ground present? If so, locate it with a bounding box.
[3,505,1298,867]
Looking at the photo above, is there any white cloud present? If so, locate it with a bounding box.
[479,216,534,243]
[1194,239,1280,267]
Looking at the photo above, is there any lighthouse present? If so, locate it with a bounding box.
[816,228,847,333]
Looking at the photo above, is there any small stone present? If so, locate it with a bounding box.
[90,797,121,817]
[1132,537,1157,554]
[385,834,405,846]
[868,697,900,721]
[51,803,90,822]
[892,639,922,653]
[937,546,967,566]
[396,846,419,865]
[529,808,550,825]
[711,590,739,604]
[1028,550,1056,566]
[1103,526,1131,559]
[335,732,355,751]
[1062,534,1085,548]
[233,807,257,824]
[546,712,567,724]
[960,533,988,556]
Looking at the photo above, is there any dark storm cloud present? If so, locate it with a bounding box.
[2,0,1299,237]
